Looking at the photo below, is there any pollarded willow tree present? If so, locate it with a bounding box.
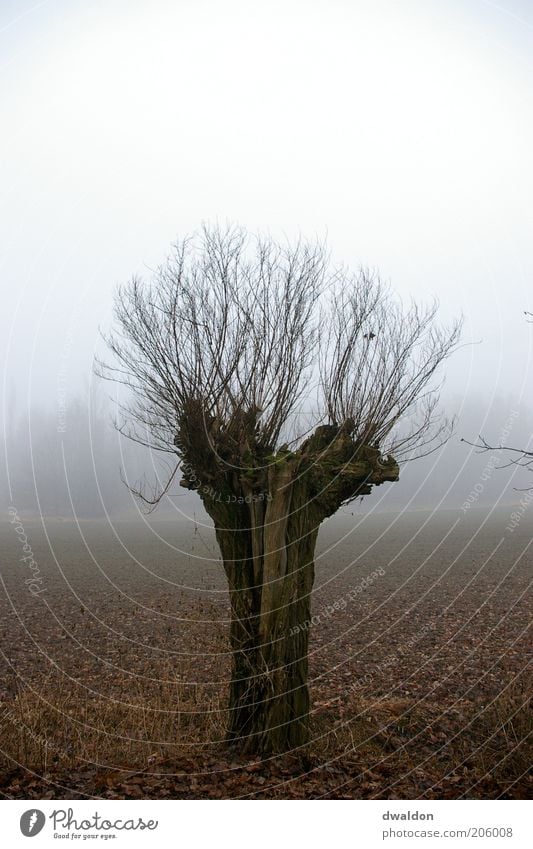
[97,224,461,756]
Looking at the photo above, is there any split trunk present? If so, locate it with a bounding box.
[179,418,399,755]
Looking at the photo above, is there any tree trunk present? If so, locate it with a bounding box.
[213,460,319,756]
[180,413,400,757]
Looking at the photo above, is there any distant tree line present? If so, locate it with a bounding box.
[1,385,150,517]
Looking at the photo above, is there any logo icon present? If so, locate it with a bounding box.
[20,810,46,837]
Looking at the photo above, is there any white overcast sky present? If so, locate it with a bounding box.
[1,0,532,420]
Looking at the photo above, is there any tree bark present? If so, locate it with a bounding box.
[214,475,318,755]
[179,414,399,756]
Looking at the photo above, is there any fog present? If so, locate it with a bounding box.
[2,0,533,518]
[2,382,532,519]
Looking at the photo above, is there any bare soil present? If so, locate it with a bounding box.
[0,506,531,799]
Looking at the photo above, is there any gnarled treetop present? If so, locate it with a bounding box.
[97,223,461,502]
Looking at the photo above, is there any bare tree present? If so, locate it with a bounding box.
[461,435,533,483]
[462,311,532,487]
[96,224,461,755]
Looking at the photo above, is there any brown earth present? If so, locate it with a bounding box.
[0,506,531,799]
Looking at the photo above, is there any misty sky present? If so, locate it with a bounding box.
[2,0,533,440]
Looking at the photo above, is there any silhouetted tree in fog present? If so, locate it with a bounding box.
[2,388,146,517]
[462,311,532,487]
[97,224,461,755]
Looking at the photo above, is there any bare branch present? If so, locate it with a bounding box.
[96,223,461,504]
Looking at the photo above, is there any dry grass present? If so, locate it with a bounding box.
[460,677,532,786]
[1,514,530,798]
[0,663,227,776]
[1,666,530,799]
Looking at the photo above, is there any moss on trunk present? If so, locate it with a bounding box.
[178,412,399,755]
